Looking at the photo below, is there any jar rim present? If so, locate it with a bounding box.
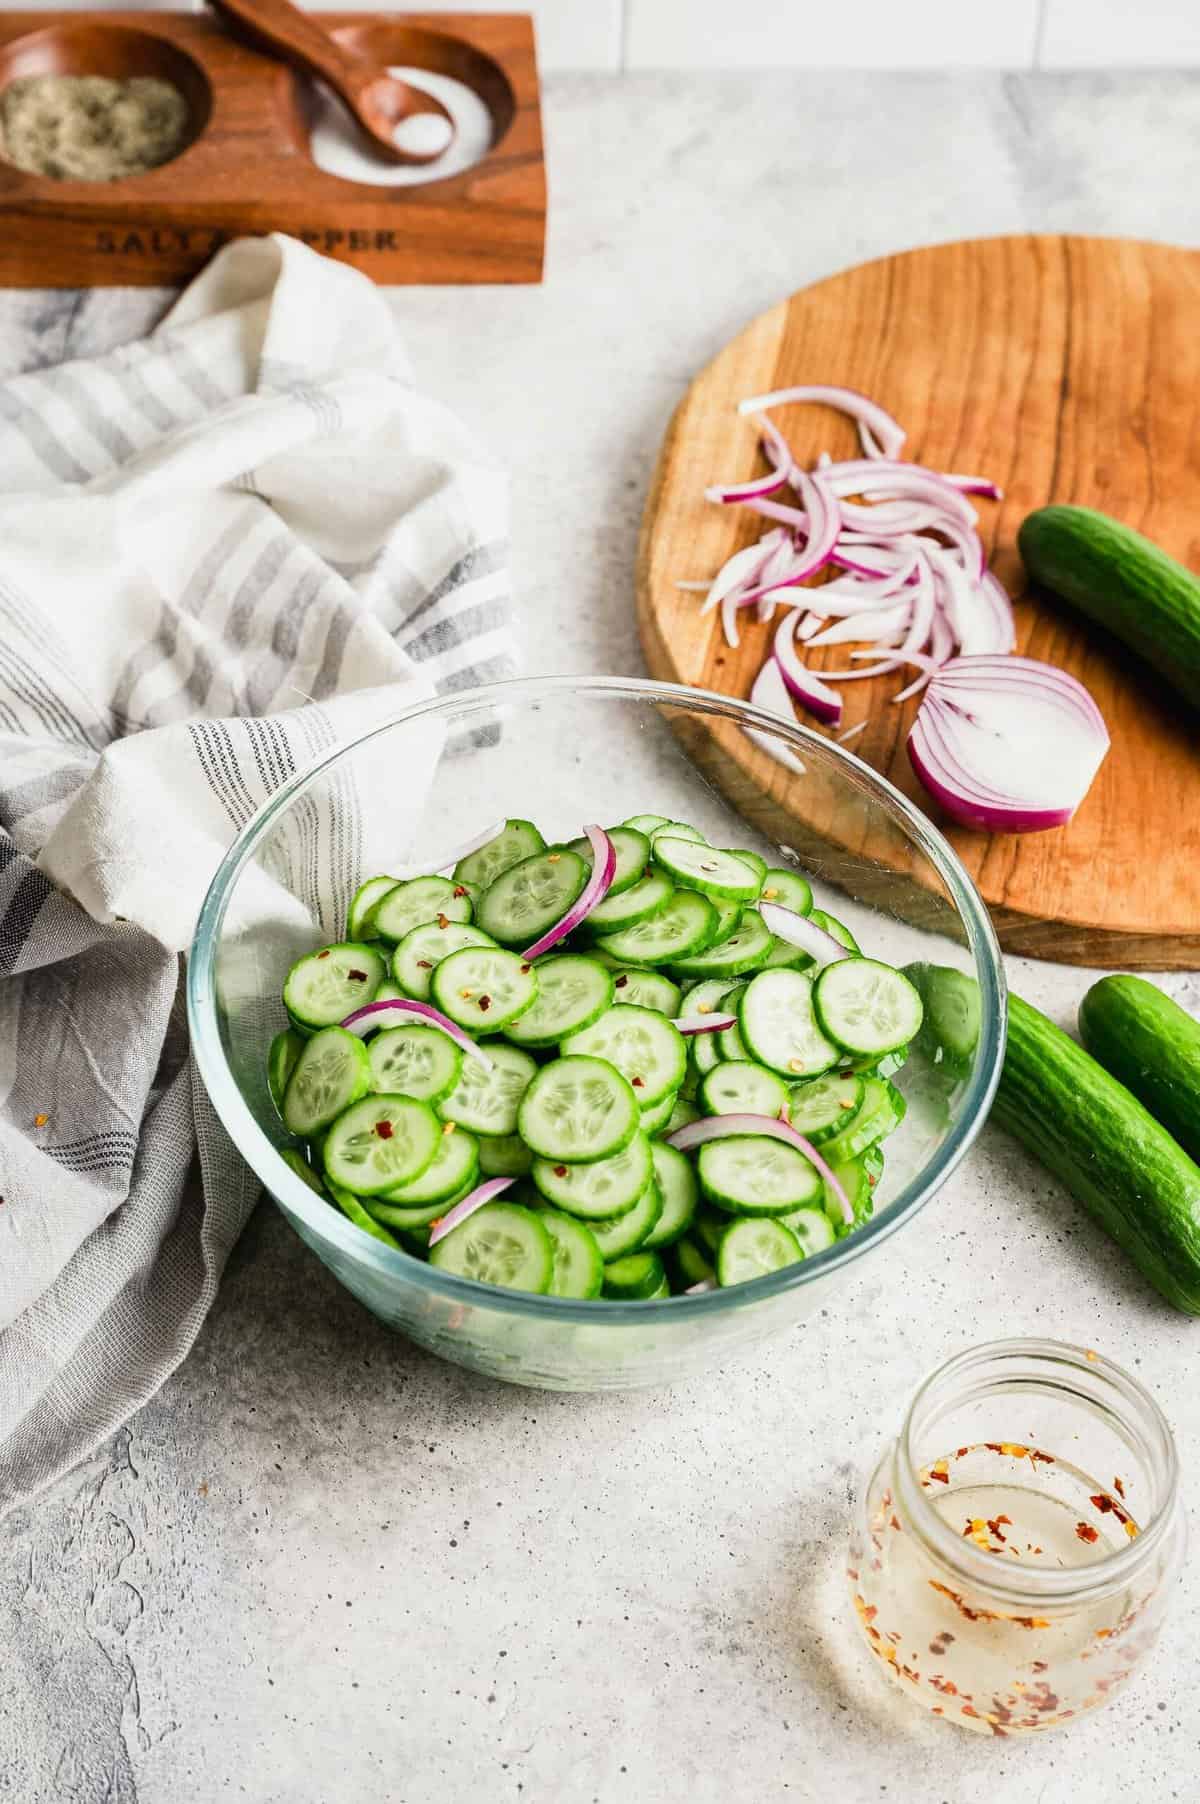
[896,1337,1181,1605]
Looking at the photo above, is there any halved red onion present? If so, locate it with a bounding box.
[389,820,506,879]
[666,1111,853,1227]
[736,385,906,461]
[758,900,847,967]
[340,998,492,1068]
[907,655,1110,833]
[428,1177,514,1248]
[747,660,807,776]
[673,1013,737,1035]
[522,824,616,959]
[774,614,843,726]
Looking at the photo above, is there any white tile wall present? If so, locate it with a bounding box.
[1039,0,1200,68]
[623,0,1042,69]
[309,1,623,72]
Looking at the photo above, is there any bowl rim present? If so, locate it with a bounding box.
[187,673,1007,1324]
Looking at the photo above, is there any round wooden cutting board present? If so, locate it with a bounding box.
[636,235,1200,968]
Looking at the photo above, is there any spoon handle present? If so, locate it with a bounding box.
[210,0,373,102]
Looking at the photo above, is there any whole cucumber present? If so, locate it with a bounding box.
[1079,975,1200,1165]
[1018,504,1200,708]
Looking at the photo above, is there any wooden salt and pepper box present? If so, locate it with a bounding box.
[0,10,545,285]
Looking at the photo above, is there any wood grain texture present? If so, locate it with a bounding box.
[637,235,1200,969]
[0,12,544,286]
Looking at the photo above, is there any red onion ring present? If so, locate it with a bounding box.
[340,999,493,1068]
[428,1177,514,1248]
[666,1111,854,1227]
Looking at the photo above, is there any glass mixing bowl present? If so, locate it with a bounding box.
[188,676,1006,1390]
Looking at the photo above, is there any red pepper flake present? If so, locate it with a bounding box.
[33,1114,48,1128]
[615,975,628,989]
[956,1446,970,1459]
[453,887,468,899]
[930,1706,943,1716]
[375,1119,394,1140]
[632,1076,644,1088]
[1076,1521,1100,1544]
[520,964,532,975]
[889,1513,901,1531]
[553,1165,568,1178]
[417,959,433,969]
[927,1461,949,1484]
[846,1566,859,1582]
[1114,1475,1126,1498]
[987,1514,1011,1541]
[1031,1661,1048,1674]
[348,969,368,981]
[928,1633,955,1656]
[436,913,450,930]
[478,995,492,1013]
[317,949,331,959]
[1030,1449,1055,1465]
[961,1704,980,1719]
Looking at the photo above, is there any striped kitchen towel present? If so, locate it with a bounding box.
[0,233,513,1516]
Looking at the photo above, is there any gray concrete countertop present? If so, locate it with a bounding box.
[3,70,1200,1804]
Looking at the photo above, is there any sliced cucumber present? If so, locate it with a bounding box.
[649,821,706,846]
[642,1142,698,1249]
[818,1076,906,1163]
[372,978,406,1003]
[716,1016,750,1062]
[431,945,538,1033]
[518,1055,640,1164]
[566,826,650,898]
[531,1128,652,1219]
[428,1201,553,1294]
[808,909,861,954]
[620,813,670,835]
[282,1025,371,1137]
[392,919,496,1001]
[279,1145,326,1196]
[698,1135,822,1216]
[701,1060,790,1118]
[322,1094,441,1196]
[367,1023,462,1103]
[739,969,840,1079]
[904,961,981,1075]
[813,958,923,1057]
[476,848,588,946]
[268,1027,305,1116]
[652,837,760,903]
[587,1178,663,1260]
[327,1179,402,1247]
[717,1217,802,1286]
[663,1096,700,1136]
[503,954,614,1046]
[761,936,815,973]
[595,891,718,964]
[777,1204,836,1256]
[709,900,743,945]
[693,1206,726,1256]
[377,1122,479,1206]
[439,1043,538,1137]
[723,848,767,889]
[603,1250,668,1299]
[454,818,546,890]
[366,1189,463,1231]
[283,942,387,1030]
[562,1004,687,1108]
[477,1132,533,1178]
[825,1155,874,1236]
[608,967,682,1017]
[539,1210,604,1299]
[787,1070,864,1143]
[348,874,399,941]
[690,1027,723,1079]
[637,1089,679,1135]
[759,869,813,915]
[584,869,674,933]
[372,876,472,945]
[671,1234,715,1288]
[668,908,773,979]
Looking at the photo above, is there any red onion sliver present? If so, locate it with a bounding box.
[747,659,807,776]
[389,819,506,879]
[428,1177,514,1248]
[673,1013,737,1035]
[773,614,843,725]
[685,1279,717,1295]
[736,385,906,462]
[758,900,847,968]
[665,1111,854,1228]
[340,999,492,1069]
[521,824,616,960]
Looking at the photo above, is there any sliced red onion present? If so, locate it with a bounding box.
[684,1279,717,1295]
[773,614,843,726]
[389,820,506,880]
[747,659,807,776]
[758,900,847,968]
[736,385,906,461]
[907,656,1110,834]
[340,999,492,1069]
[673,1013,737,1035]
[521,824,615,959]
[428,1177,514,1248]
[666,1111,853,1227]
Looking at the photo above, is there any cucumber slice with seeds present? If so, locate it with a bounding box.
[637,1089,679,1135]
[453,818,545,889]
[701,1060,789,1118]
[698,1135,823,1215]
[652,837,760,902]
[476,848,589,946]
[813,958,923,1057]
[759,869,813,915]
[717,1217,802,1286]
[432,945,538,1033]
[777,1204,836,1257]
[608,968,681,1016]
[392,920,497,1001]
[539,1210,604,1298]
[723,848,767,889]
[348,874,400,941]
[716,1016,750,1062]
[566,826,650,898]
[322,1094,441,1195]
[283,941,387,1030]
[282,1025,371,1137]
[739,968,840,1078]
[478,1132,533,1178]
[668,908,773,978]
[562,1004,687,1108]
[786,1070,864,1142]
[428,1201,553,1294]
[326,1179,403,1247]
[642,1142,698,1249]
[531,1128,652,1219]
[367,1023,462,1103]
[595,891,718,964]
[504,954,614,1046]
[518,1055,640,1164]
[268,1027,305,1115]
[439,1043,538,1137]
[588,1179,663,1260]
[585,869,674,933]
[817,1076,905,1163]
[372,876,472,945]
[376,1122,479,1207]
[603,1250,668,1299]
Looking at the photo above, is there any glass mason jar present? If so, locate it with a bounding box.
[847,1339,1184,1736]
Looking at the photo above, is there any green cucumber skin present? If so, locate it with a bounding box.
[1079,976,1200,1166]
[1018,505,1200,708]
[996,993,1200,1316]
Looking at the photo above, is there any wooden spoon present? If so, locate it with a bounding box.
[209,0,456,164]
